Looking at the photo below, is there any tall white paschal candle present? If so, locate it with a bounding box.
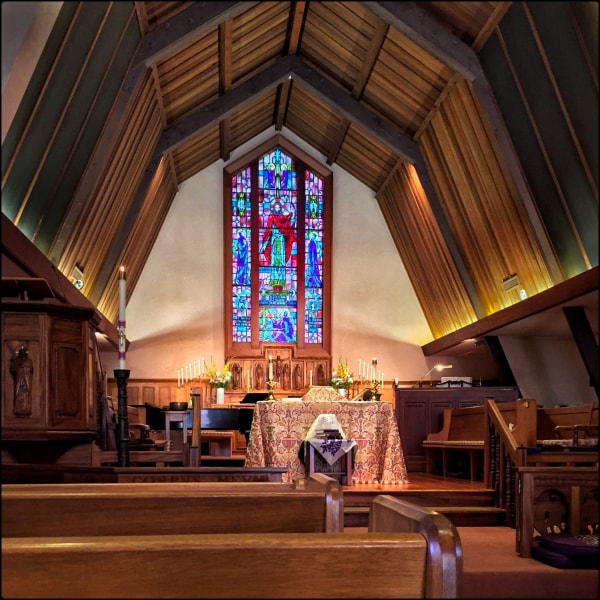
[118,266,127,369]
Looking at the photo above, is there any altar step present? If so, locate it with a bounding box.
[344,504,506,528]
[344,503,506,528]
[343,475,503,528]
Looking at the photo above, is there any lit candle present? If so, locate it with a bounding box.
[268,356,274,380]
[358,359,362,379]
[309,369,313,386]
[177,369,181,387]
[381,372,384,388]
[118,266,126,369]
[201,357,205,376]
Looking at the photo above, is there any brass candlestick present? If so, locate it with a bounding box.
[266,379,276,401]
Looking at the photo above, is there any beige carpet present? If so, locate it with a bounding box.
[457,526,598,598]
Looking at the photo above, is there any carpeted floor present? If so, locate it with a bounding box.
[457,526,599,599]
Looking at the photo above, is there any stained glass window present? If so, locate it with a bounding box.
[226,139,330,352]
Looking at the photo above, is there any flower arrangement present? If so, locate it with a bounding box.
[206,359,232,388]
[329,360,353,390]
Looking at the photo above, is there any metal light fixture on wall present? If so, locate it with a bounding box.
[415,363,453,389]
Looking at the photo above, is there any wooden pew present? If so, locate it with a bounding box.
[1,473,343,537]
[1,463,287,484]
[532,402,598,464]
[422,404,486,480]
[2,532,430,598]
[369,495,462,598]
[536,402,598,441]
[487,400,599,468]
[2,497,461,598]
[486,399,598,556]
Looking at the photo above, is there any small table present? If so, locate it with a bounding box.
[164,410,189,465]
[304,440,354,485]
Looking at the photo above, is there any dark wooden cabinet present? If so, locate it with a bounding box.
[394,386,520,471]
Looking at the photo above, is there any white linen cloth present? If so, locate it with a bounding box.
[304,414,357,465]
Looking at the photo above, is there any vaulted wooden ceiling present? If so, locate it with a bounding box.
[2,2,597,360]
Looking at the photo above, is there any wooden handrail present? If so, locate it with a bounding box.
[485,398,533,469]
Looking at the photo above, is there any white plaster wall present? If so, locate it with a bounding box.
[101,127,435,383]
[100,127,595,405]
[498,335,597,407]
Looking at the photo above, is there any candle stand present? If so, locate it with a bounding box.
[114,368,130,466]
[189,389,201,467]
[266,380,276,401]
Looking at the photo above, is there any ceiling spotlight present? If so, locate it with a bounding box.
[70,265,84,290]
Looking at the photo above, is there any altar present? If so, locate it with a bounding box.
[244,400,409,484]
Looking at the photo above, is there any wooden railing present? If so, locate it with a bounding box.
[485,398,536,527]
[485,398,598,555]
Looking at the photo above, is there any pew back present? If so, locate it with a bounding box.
[536,403,598,441]
[369,495,462,598]
[421,405,486,480]
[2,532,428,598]
[1,473,343,537]
[424,405,486,442]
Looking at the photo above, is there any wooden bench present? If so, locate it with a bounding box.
[423,399,546,480]
[1,473,343,537]
[2,532,430,598]
[1,463,287,484]
[2,496,462,598]
[536,402,598,440]
[532,403,598,464]
[422,404,486,480]
[488,400,599,468]
[369,495,462,598]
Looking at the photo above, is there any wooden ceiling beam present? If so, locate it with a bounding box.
[362,1,483,81]
[154,55,420,163]
[132,1,255,68]
[289,57,419,163]
[421,267,598,356]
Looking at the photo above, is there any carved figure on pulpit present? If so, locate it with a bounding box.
[10,345,33,416]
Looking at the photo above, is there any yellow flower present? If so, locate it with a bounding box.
[330,359,353,389]
[206,359,233,388]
